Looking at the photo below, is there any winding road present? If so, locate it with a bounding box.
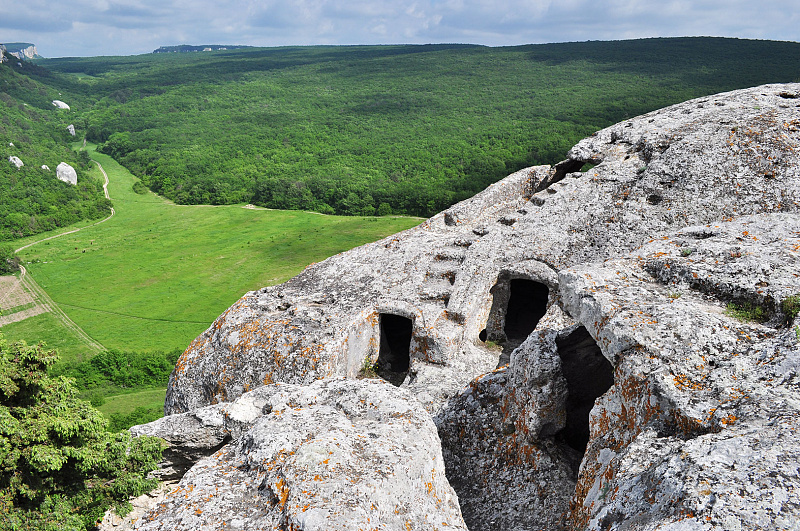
[3,160,114,352]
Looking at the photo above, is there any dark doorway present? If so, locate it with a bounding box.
[376,313,413,386]
[555,326,614,454]
[504,279,549,341]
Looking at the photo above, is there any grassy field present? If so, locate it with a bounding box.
[0,312,91,361]
[4,145,421,363]
[97,388,166,418]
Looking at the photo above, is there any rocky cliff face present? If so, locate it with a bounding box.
[3,43,39,60]
[126,84,800,530]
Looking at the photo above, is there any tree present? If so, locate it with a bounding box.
[0,333,164,530]
[0,245,20,274]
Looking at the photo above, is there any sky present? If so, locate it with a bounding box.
[2,0,798,58]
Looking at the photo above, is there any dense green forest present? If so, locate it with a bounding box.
[0,62,110,242]
[29,37,800,218]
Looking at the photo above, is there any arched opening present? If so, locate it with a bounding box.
[376,313,412,386]
[504,279,549,341]
[554,326,614,453]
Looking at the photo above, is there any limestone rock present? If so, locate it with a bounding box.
[131,378,467,531]
[41,165,49,171]
[167,83,800,419]
[67,124,75,136]
[8,156,23,169]
[56,162,77,185]
[99,481,177,531]
[558,213,800,529]
[52,100,70,110]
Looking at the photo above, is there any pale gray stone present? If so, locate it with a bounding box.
[56,162,77,185]
[8,156,23,169]
[132,379,467,531]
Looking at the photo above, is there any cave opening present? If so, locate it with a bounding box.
[376,313,413,386]
[504,279,549,341]
[555,326,615,454]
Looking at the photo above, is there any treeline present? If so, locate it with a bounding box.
[52,348,181,431]
[0,62,111,242]
[29,38,800,217]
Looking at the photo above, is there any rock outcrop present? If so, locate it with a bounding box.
[128,84,800,530]
[52,100,70,110]
[8,156,23,169]
[56,162,77,185]
[67,124,75,136]
[4,43,38,60]
[129,379,466,530]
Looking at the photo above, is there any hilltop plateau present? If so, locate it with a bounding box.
[116,84,800,530]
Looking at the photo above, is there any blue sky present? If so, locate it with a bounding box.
[2,0,799,57]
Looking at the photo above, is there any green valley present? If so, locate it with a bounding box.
[37,38,800,217]
[3,36,800,430]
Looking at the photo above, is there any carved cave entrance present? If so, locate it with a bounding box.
[376,313,412,386]
[505,279,549,341]
[555,326,615,454]
[483,277,550,364]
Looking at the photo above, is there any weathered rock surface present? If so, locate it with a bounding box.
[559,214,800,530]
[129,378,466,530]
[133,83,800,530]
[56,161,77,185]
[67,124,75,136]
[51,99,70,110]
[8,156,23,169]
[436,329,582,530]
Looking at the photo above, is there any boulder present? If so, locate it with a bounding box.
[41,165,49,171]
[437,214,800,530]
[52,100,70,110]
[8,156,23,169]
[56,162,77,185]
[128,379,467,530]
[67,124,75,136]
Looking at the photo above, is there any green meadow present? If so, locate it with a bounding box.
[6,145,421,362]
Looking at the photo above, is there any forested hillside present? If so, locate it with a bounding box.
[0,62,110,242]
[31,37,800,217]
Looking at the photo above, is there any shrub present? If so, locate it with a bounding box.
[781,294,800,325]
[132,180,148,195]
[0,333,164,530]
[0,244,20,274]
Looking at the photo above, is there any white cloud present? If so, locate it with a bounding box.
[0,0,797,57]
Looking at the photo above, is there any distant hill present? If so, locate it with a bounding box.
[23,37,800,217]
[153,45,253,53]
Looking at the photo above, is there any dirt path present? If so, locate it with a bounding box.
[14,160,115,254]
[2,160,113,353]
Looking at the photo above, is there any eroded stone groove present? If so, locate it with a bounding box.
[554,326,614,453]
[376,313,412,386]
